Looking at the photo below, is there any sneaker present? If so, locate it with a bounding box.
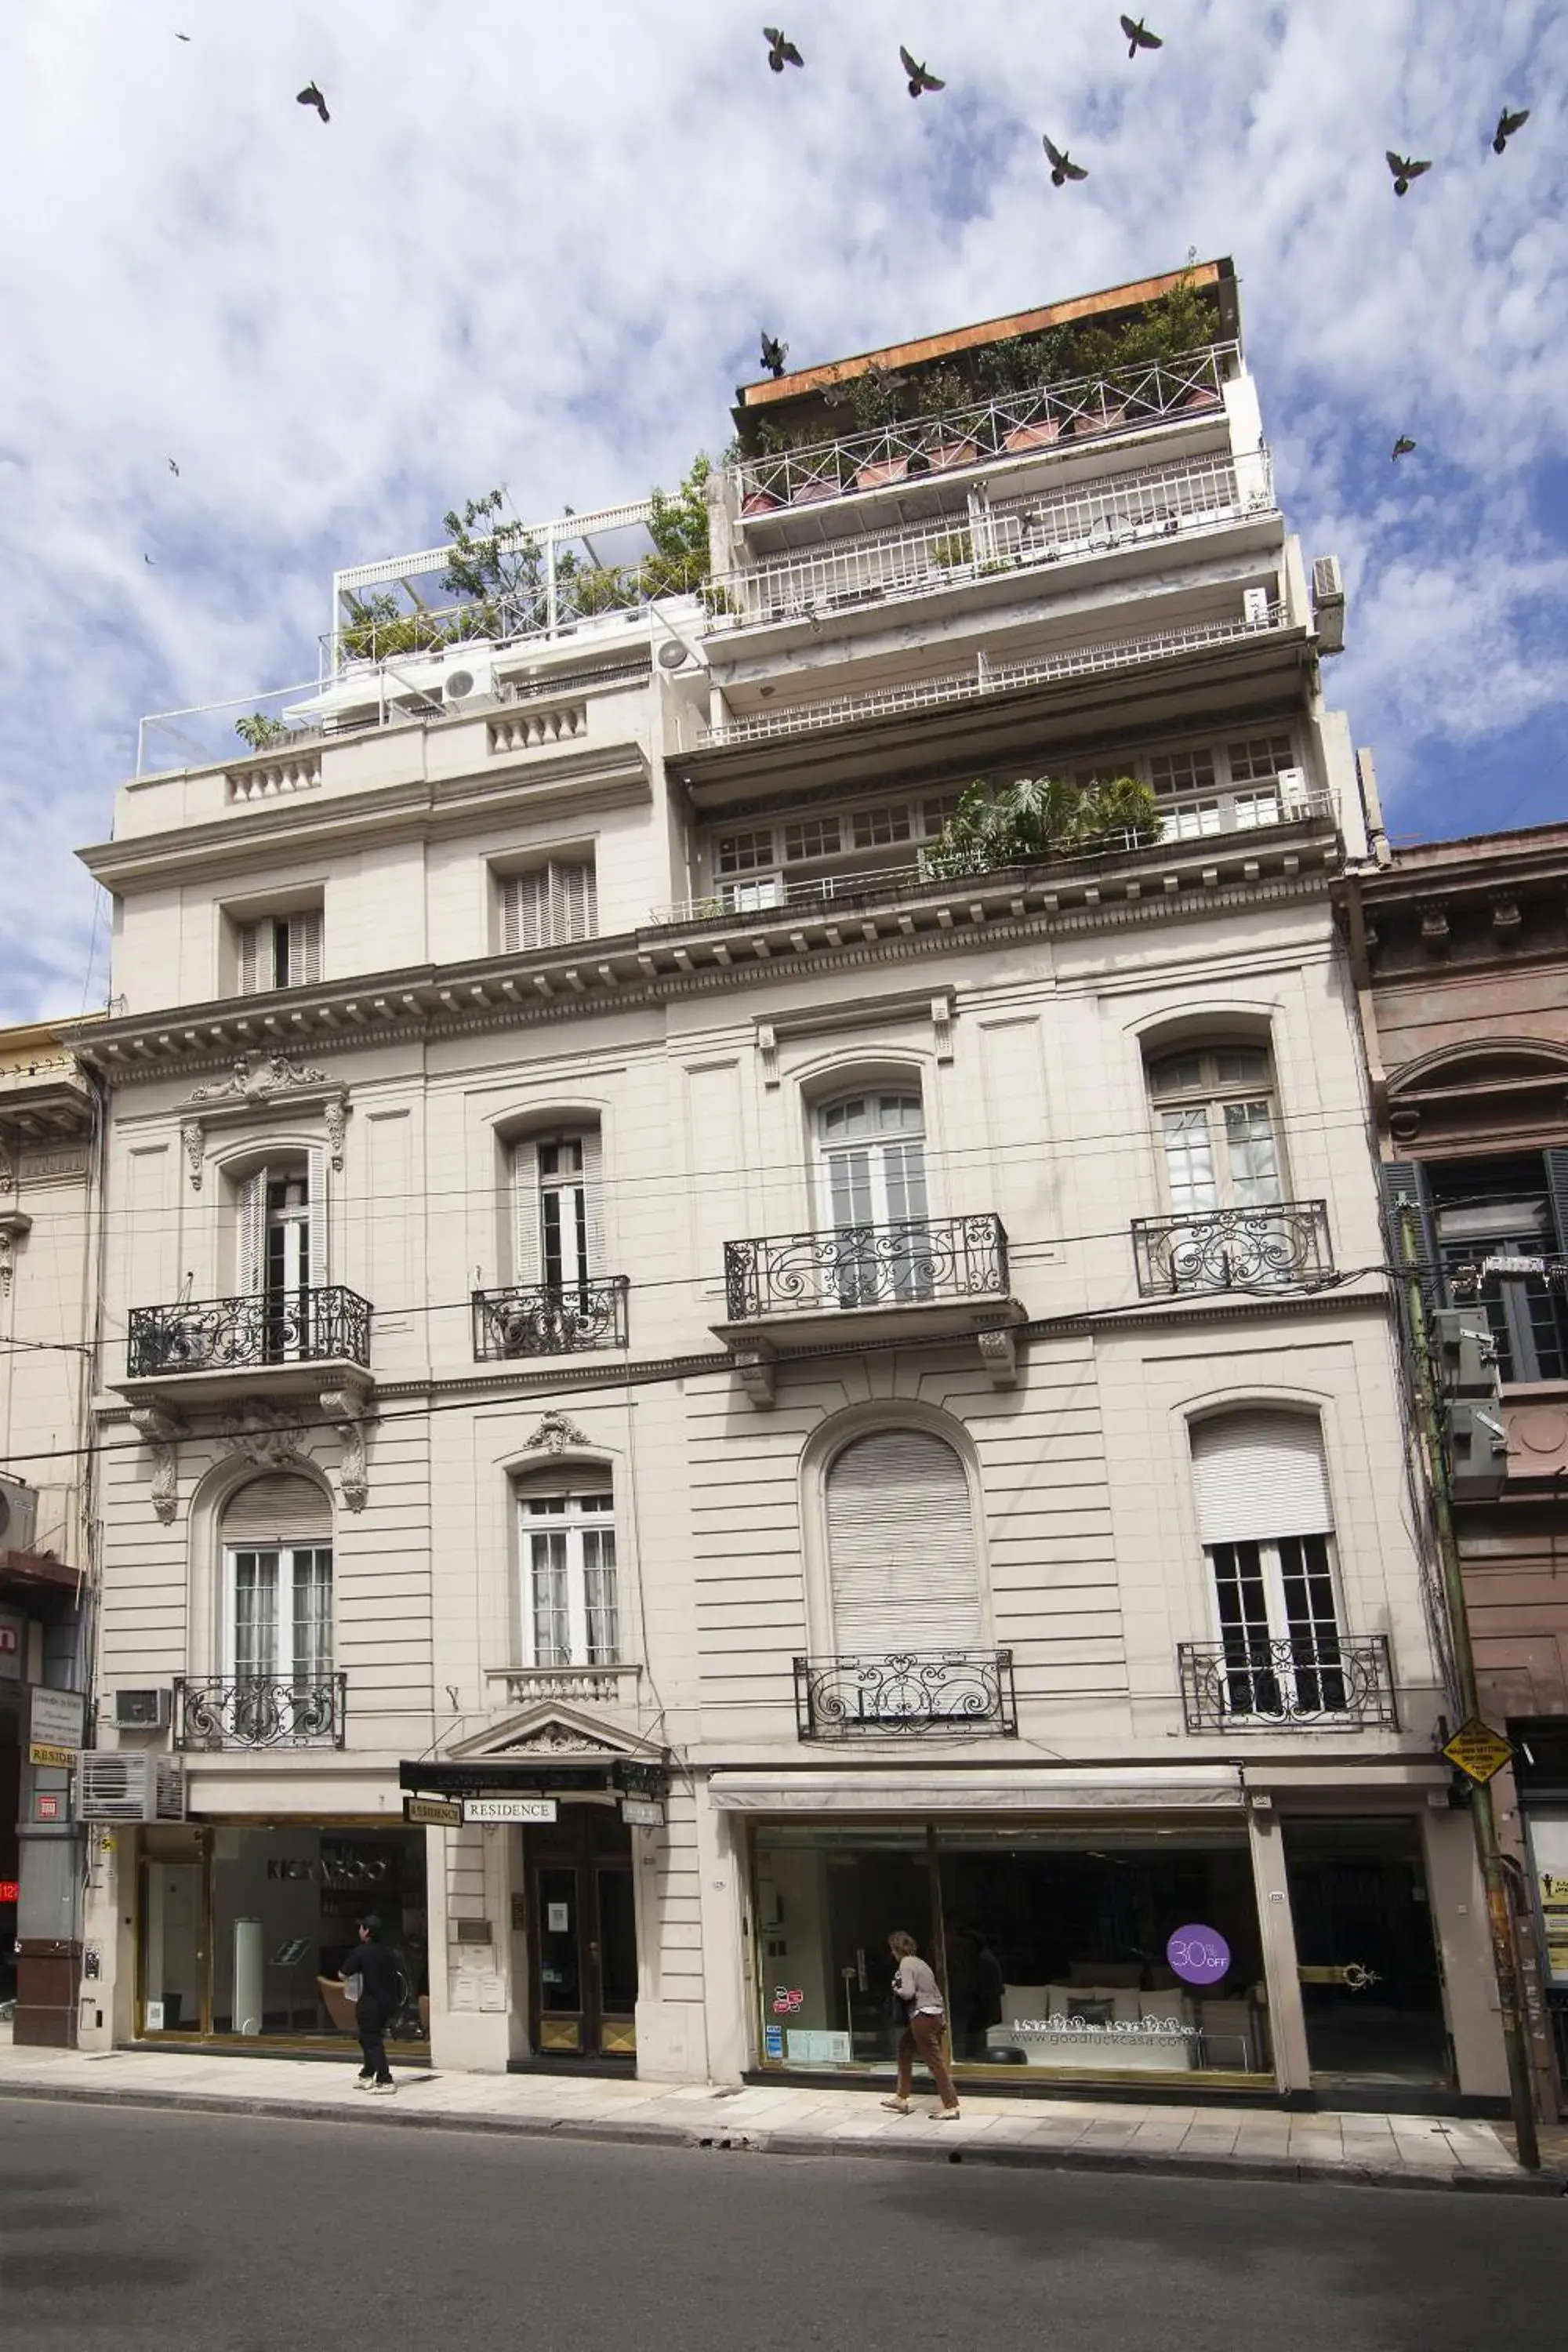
[880,2096,912,2114]
[353,2073,375,2090]
[369,2078,397,2095]
[935,2105,962,2122]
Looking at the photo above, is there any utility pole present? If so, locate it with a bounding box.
[1399,1205,1541,2172]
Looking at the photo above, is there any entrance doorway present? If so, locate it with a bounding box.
[1282,1817,1451,2086]
[524,1806,637,2060]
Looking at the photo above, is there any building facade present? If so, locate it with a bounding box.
[0,1022,97,2042]
[71,261,1505,2107]
[1341,826,1568,2115]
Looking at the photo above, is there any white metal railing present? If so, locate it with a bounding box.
[731,344,1236,514]
[710,450,1269,630]
[645,782,1335,927]
[699,604,1290,750]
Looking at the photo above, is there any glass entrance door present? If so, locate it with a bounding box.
[140,1853,208,2035]
[1282,1817,1451,2086]
[526,1808,637,2060]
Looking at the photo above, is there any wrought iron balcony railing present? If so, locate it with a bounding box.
[1131,1201,1334,1298]
[126,1286,372,1378]
[472,1277,630,1360]
[795,1649,1018,1739]
[731,343,1236,514]
[174,1674,348,1750]
[1178,1636,1396,1732]
[724,1213,1008,1321]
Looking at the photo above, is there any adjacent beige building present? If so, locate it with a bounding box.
[70,262,1505,2108]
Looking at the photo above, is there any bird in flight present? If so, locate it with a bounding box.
[1391,435,1417,461]
[1385,150,1431,195]
[176,30,191,39]
[899,45,945,96]
[1042,134,1088,185]
[760,332,789,378]
[297,82,330,123]
[168,458,180,476]
[764,27,803,73]
[143,553,156,564]
[1493,105,1530,154]
[1120,14,1162,56]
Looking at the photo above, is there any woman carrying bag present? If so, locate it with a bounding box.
[881,1929,960,2121]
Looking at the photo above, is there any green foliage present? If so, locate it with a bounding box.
[975,328,1075,398]
[639,453,713,598]
[1073,274,1219,376]
[920,365,971,426]
[234,712,289,750]
[440,488,548,633]
[339,590,459,663]
[929,532,974,568]
[836,362,908,433]
[921,773,1160,879]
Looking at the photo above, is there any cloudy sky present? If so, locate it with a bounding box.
[2,0,1564,1022]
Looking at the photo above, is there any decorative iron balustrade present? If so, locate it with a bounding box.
[127,1286,372,1377]
[732,344,1236,514]
[1131,1201,1333,1298]
[725,1214,1008,1321]
[174,1674,348,1750]
[472,1278,630,1359]
[1178,1636,1396,1732]
[795,1650,1018,1739]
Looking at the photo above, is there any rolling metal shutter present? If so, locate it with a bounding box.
[221,1473,332,1545]
[1190,1412,1333,1546]
[826,1431,981,1650]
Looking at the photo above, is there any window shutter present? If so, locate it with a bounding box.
[501,863,596,953]
[1191,1412,1333,1545]
[288,911,323,987]
[554,860,596,943]
[222,1472,332,1544]
[500,872,538,953]
[237,1168,267,1295]
[1378,1160,1438,1305]
[580,1129,604,1273]
[826,1431,981,1650]
[513,1140,542,1284]
[306,1146,328,1289]
[238,922,265,994]
[1545,1149,1568,1266]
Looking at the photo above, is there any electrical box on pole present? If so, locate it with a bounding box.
[1433,1308,1508,1501]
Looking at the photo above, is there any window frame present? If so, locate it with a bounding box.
[223,1541,335,1687]
[517,1483,620,1668]
[1147,1044,1285,1218]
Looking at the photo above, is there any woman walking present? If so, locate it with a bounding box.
[881,1929,960,2120]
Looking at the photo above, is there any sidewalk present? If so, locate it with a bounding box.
[0,2037,1560,2195]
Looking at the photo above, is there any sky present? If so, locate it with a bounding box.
[2,0,1566,1023]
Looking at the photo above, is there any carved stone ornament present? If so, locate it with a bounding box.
[495,1723,621,1755]
[182,1120,205,1192]
[190,1054,333,1105]
[0,1143,15,1195]
[218,1398,310,1469]
[320,1385,373,1512]
[323,1097,348,1174]
[129,1404,184,1525]
[524,1411,593,1456]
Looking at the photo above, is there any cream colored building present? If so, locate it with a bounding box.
[71,261,1505,2109]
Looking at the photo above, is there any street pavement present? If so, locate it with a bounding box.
[1,2099,1566,2352]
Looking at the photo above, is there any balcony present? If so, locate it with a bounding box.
[121,1285,372,1407]
[472,1279,630,1361]
[1177,1637,1397,1732]
[711,450,1272,636]
[794,1650,1018,1739]
[173,1675,348,1751]
[731,344,1236,520]
[1131,1202,1334,1299]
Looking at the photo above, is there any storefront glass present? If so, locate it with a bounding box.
[753,1823,1269,2080]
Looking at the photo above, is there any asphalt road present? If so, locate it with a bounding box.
[1,2098,1565,2352]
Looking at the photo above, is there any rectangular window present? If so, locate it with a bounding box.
[1226,735,1294,784]
[922,793,966,836]
[521,1491,619,1667]
[229,1546,333,1684]
[1432,1158,1568,1382]
[1209,1535,1345,1715]
[1160,800,1223,841]
[721,877,785,913]
[514,1132,602,1291]
[1149,747,1217,796]
[237,909,322,994]
[500,860,597,952]
[783,817,841,863]
[851,804,912,849]
[715,829,775,876]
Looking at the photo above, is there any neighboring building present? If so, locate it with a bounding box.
[0,1022,97,2043]
[70,260,1506,2108]
[1341,825,1568,2116]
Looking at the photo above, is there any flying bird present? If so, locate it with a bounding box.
[764,27,803,73]
[1493,105,1530,154]
[176,30,191,39]
[1385,150,1431,195]
[167,458,180,475]
[296,82,330,123]
[899,45,945,96]
[143,553,156,564]
[1120,14,1163,56]
[1391,435,1417,461]
[1042,134,1088,185]
[760,331,788,378]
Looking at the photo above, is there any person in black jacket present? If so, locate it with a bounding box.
[336,1916,403,2093]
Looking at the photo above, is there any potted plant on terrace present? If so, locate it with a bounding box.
[920,771,1160,880]
[915,365,980,474]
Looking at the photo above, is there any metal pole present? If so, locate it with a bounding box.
[1399,1204,1541,2171]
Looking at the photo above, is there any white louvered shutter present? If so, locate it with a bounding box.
[500,872,538,953]
[238,922,266,994]
[826,1432,981,1650]
[513,1139,543,1284]
[237,1168,267,1295]
[287,910,324,986]
[552,859,596,944]
[580,1129,604,1275]
[502,862,597,952]
[306,1146,328,1289]
[223,1472,332,1545]
[1191,1412,1333,1545]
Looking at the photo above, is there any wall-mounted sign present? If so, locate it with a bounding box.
[621,1798,665,1829]
[30,1687,85,1748]
[0,1881,19,1905]
[0,1616,22,1679]
[33,1793,60,1822]
[546,1903,570,1934]
[404,1795,463,1828]
[763,2024,785,2060]
[462,1796,557,1825]
[28,1742,78,1772]
[786,2028,851,2064]
[1443,1718,1515,1785]
[1166,1924,1232,1987]
[145,2000,165,2031]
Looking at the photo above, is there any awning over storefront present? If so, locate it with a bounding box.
[398,1758,669,1801]
[706,1765,1244,1813]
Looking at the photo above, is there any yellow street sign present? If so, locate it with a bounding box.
[1442,1718,1515,1785]
[403,1795,463,1828]
[29,1740,78,1771]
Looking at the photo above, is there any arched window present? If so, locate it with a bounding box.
[513,1129,604,1294]
[815,1092,930,1305]
[220,1472,333,1693]
[1189,1411,1342,1716]
[517,1474,619,1667]
[825,1431,979,1650]
[1148,1044,1282,1216]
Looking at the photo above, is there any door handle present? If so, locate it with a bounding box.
[1298,1962,1381,1990]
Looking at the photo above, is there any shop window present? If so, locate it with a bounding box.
[499,858,597,952]
[235,908,323,995]
[1147,1044,1282,1218]
[1189,1411,1345,1714]
[824,1429,980,1651]
[518,1480,619,1666]
[512,1130,604,1293]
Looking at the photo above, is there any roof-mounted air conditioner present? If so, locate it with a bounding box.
[0,1475,39,1555]
[78,1751,186,1824]
[1311,554,1346,655]
[439,653,499,705]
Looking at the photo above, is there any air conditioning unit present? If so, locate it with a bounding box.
[1277,767,1310,818]
[1242,585,1272,630]
[0,1475,39,1555]
[1311,554,1346,655]
[440,654,499,705]
[114,1688,172,1733]
[78,1751,186,1824]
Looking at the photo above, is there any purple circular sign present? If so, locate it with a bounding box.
[1167,1924,1231,1987]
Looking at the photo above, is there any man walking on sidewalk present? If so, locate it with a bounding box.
[337,1917,402,2095]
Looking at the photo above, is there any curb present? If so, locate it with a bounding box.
[2,2077,1563,2197]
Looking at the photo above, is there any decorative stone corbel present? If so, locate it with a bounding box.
[0,1142,16,1195]
[129,1404,184,1524]
[524,1410,593,1457]
[320,1385,374,1512]
[323,1097,348,1174]
[975,1321,1018,1389]
[219,1398,310,1469]
[733,1343,777,1408]
[1490,895,1522,942]
[756,1022,779,1089]
[0,1210,31,1300]
[182,1120,205,1192]
[931,993,955,1064]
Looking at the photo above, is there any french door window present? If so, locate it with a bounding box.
[1432,1160,1568,1384]
[1149,1047,1283,1215]
[522,1490,619,1667]
[1190,1411,1345,1719]
[817,1093,931,1305]
[237,1160,322,1359]
[227,1545,334,1693]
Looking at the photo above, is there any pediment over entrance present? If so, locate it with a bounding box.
[446,1700,661,1766]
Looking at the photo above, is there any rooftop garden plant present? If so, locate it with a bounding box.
[921,772,1160,880]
